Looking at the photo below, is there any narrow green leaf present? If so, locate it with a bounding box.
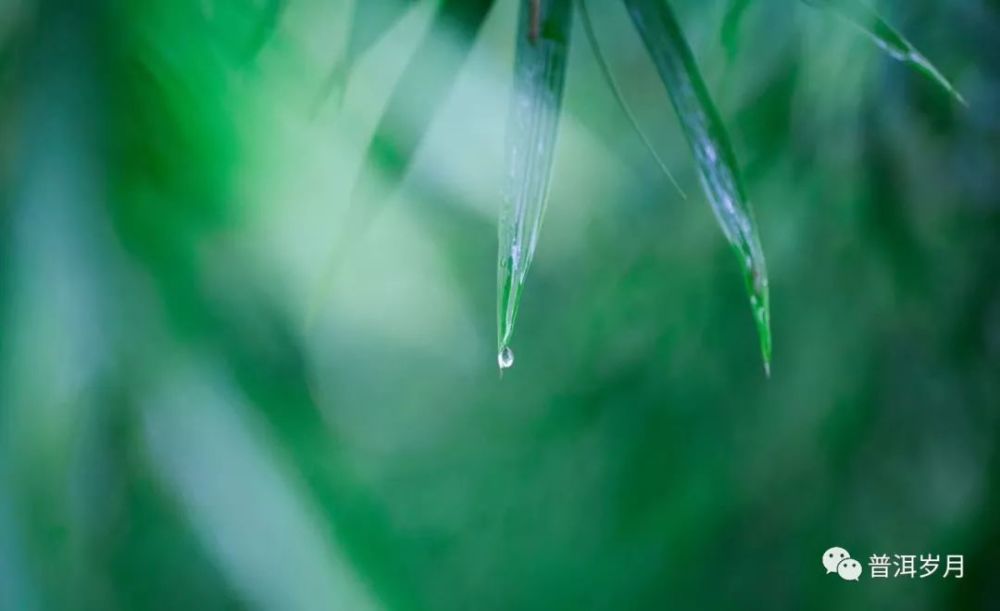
[577,0,685,198]
[805,0,966,105]
[310,0,494,325]
[624,0,772,374]
[497,0,574,371]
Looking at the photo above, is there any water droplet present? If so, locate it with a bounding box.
[498,347,515,370]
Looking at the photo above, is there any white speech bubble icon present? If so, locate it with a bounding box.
[837,558,862,581]
[822,547,850,573]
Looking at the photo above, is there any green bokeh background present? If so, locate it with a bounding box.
[1,0,998,609]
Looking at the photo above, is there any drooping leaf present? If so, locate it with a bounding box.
[310,0,494,324]
[497,0,574,370]
[315,0,421,112]
[804,0,966,105]
[577,0,685,198]
[624,0,772,374]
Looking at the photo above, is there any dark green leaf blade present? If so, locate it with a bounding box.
[624,0,772,374]
[497,0,574,370]
[805,0,966,105]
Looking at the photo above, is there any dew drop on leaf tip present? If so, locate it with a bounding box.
[498,347,515,370]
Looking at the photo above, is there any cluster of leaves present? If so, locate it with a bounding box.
[0,1,991,609]
[321,0,964,374]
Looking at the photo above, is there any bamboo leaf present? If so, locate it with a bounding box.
[497,0,574,371]
[805,0,966,105]
[624,0,772,374]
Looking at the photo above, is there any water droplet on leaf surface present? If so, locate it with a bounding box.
[498,347,515,370]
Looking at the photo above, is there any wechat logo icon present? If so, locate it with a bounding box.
[823,547,862,581]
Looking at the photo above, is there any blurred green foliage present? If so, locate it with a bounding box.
[1,0,998,610]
